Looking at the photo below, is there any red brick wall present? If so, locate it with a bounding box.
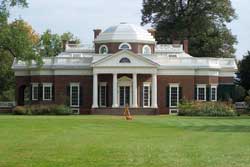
[95,43,155,54]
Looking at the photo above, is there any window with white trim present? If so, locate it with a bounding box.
[119,43,131,50]
[99,82,107,107]
[211,85,217,101]
[143,83,151,107]
[99,45,108,54]
[197,84,206,101]
[32,83,39,101]
[70,83,80,107]
[43,83,52,101]
[142,45,152,54]
[169,84,179,107]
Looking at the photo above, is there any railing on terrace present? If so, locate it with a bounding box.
[155,44,184,53]
[65,44,94,52]
[13,56,237,69]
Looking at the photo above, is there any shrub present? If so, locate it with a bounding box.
[179,101,236,117]
[13,105,72,115]
[13,106,27,115]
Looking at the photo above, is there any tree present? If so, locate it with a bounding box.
[141,0,237,58]
[239,51,250,91]
[39,30,80,57]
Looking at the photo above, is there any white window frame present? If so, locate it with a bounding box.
[32,83,39,101]
[70,83,80,107]
[43,83,52,101]
[142,45,152,54]
[99,82,107,107]
[119,42,132,50]
[99,45,108,54]
[169,83,179,108]
[210,85,218,101]
[143,82,151,108]
[197,84,206,101]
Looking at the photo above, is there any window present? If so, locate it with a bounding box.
[197,84,206,101]
[99,82,107,107]
[211,85,217,101]
[43,83,52,101]
[143,83,151,107]
[142,45,152,54]
[169,84,179,108]
[119,43,131,50]
[32,83,39,101]
[119,57,131,63]
[99,45,108,54]
[70,83,80,107]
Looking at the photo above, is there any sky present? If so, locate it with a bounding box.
[10,0,250,60]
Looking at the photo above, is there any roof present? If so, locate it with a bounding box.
[94,23,156,44]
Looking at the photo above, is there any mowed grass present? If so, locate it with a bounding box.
[0,116,250,167]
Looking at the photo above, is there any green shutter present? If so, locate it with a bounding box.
[166,86,169,107]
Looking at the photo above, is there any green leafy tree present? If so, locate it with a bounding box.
[39,30,80,57]
[239,51,250,91]
[141,0,237,58]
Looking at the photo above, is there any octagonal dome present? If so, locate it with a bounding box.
[94,23,156,44]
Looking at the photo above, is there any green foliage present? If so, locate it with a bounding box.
[239,51,250,90]
[179,101,236,116]
[141,0,237,58]
[13,105,72,115]
[234,85,246,102]
[38,30,81,57]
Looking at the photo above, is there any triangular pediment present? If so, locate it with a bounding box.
[92,50,158,68]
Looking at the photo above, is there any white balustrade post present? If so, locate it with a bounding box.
[132,73,138,108]
[92,73,98,108]
[112,73,118,108]
[151,73,158,108]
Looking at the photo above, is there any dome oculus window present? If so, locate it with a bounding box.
[142,45,152,54]
[119,57,131,63]
[119,43,131,50]
[99,45,108,54]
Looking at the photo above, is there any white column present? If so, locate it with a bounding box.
[132,73,138,108]
[92,73,98,108]
[151,73,158,108]
[112,73,118,108]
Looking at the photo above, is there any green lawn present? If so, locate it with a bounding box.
[0,116,250,167]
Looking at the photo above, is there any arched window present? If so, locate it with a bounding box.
[119,43,131,50]
[119,57,131,63]
[99,45,108,54]
[142,45,152,54]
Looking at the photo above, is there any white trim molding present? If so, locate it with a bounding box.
[70,83,80,108]
[31,83,39,101]
[143,82,151,108]
[99,45,108,54]
[210,84,218,101]
[119,43,132,50]
[142,45,152,54]
[42,83,53,101]
[169,83,180,108]
[99,82,107,107]
[197,84,207,101]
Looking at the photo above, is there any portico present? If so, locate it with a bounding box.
[91,50,158,109]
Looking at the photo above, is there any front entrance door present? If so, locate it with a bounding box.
[119,86,130,107]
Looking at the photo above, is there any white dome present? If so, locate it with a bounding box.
[94,23,156,44]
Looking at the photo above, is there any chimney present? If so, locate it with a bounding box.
[94,29,102,39]
[147,29,156,38]
[183,39,189,53]
[173,40,181,44]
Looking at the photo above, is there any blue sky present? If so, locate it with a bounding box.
[10,0,250,59]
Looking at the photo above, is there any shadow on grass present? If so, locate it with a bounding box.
[182,125,250,132]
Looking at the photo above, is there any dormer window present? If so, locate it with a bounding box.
[99,45,108,54]
[119,43,131,50]
[119,57,131,63]
[142,45,152,54]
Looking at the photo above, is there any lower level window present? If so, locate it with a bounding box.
[32,83,39,100]
[143,83,151,107]
[70,83,80,107]
[43,83,52,101]
[211,85,217,101]
[197,84,206,101]
[99,82,107,107]
[169,84,179,107]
